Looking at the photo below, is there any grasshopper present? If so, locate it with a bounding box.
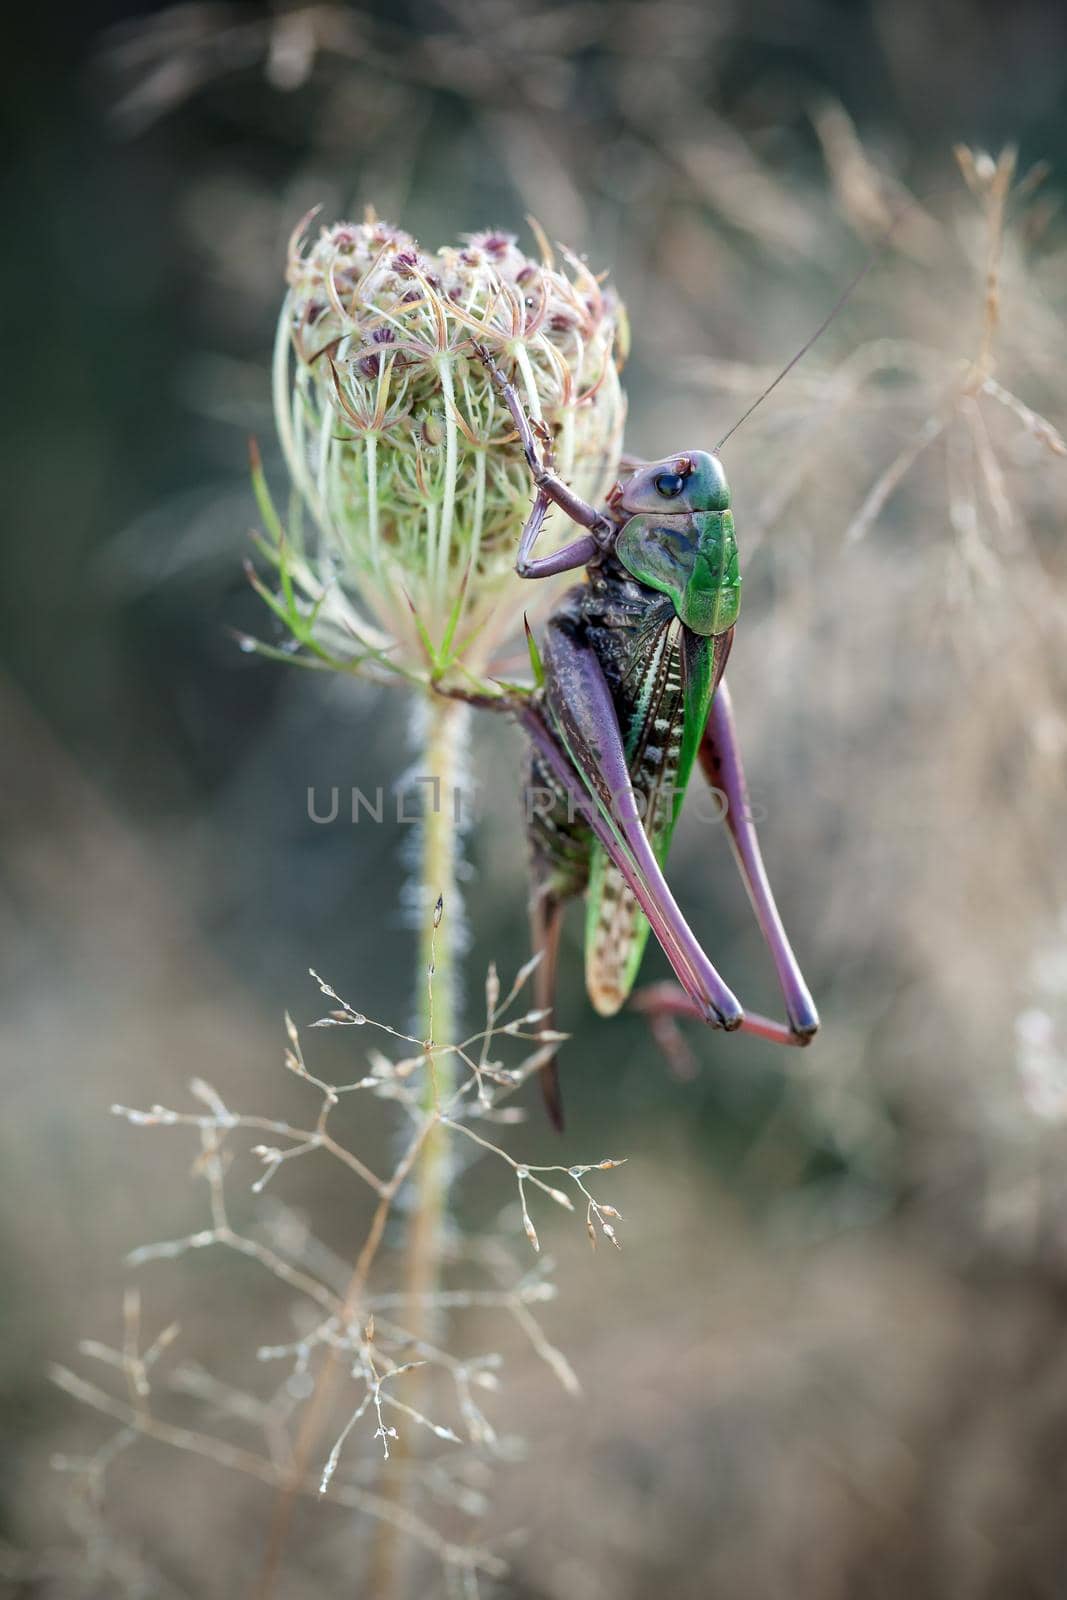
[473,345,818,1127]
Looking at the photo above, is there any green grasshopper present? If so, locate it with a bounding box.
[474,346,818,1127]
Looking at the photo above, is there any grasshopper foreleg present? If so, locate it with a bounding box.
[516,485,601,579]
[474,342,612,553]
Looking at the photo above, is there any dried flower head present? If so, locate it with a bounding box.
[253,210,627,691]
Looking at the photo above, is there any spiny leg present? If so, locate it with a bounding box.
[517,484,600,579]
[475,343,612,537]
[631,982,813,1047]
[631,982,813,1081]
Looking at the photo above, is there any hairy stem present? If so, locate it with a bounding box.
[256,694,466,1600]
[368,693,466,1598]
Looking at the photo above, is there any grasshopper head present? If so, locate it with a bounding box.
[609,450,730,516]
[612,453,739,637]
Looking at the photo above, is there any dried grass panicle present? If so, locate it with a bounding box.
[58,947,626,1592]
[690,144,1067,778]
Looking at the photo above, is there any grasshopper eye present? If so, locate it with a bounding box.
[654,472,686,499]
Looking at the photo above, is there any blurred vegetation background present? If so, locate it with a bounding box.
[5,2,1067,1596]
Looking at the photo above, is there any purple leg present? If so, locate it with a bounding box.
[631,983,813,1046]
[699,680,819,1042]
[630,679,819,1058]
[516,485,600,579]
[522,623,744,1029]
[475,344,612,538]
[529,886,567,1130]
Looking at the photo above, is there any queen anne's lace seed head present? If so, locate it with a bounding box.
[268,209,628,689]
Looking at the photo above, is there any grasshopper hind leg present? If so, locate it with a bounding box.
[631,982,816,1051]
[529,886,567,1130]
[699,680,818,1042]
[525,748,592,1130]
[631,677,819,1066]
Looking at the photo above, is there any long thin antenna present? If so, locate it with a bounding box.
[714,199,927,454]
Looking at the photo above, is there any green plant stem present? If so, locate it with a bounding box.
[369,693,465,1598]
[256,695,467,1600]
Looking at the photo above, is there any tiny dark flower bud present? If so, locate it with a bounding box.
[356,326,397,378]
